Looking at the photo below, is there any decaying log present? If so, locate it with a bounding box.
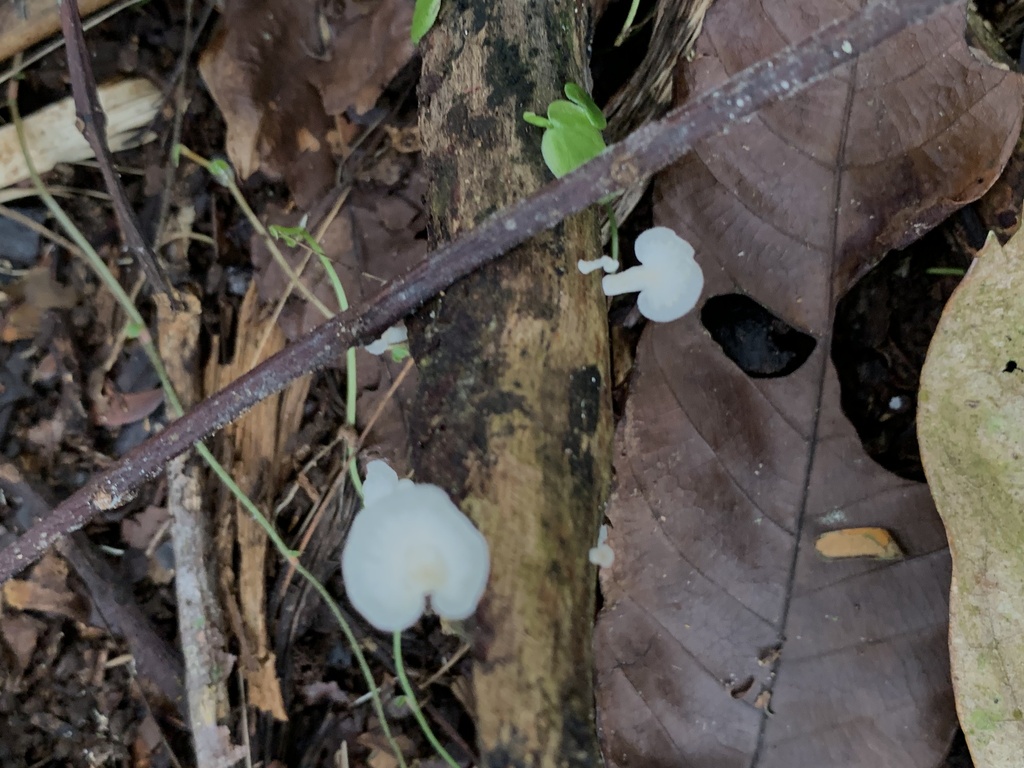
[412,2,613,766]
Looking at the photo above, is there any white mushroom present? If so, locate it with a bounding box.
[341,460,490,632]
[601,227,704,322]
[588,524,615,568]
[364,321,409,356]
[577,255,619,275]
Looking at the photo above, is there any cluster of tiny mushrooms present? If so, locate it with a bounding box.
[347,83,705,633]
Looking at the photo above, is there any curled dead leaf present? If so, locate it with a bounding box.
[919,224,1024,768]
[814,527,904,560]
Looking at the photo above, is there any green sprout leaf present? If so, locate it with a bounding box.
[523,83,607,178]
[523,83,618,262]
[207,158,235,187]
[123,319,145,340]
[389,343,411,363]
[268,223,326,257]
[540,120,606,178]
[614,0,642,47]
[563,82,606,129]
[523,111,552,129]
[411,0,441,44]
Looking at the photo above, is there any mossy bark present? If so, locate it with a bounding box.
[411,1,612,766]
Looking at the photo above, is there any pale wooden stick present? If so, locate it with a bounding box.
[0,0,115,63]
[0,78,160,189]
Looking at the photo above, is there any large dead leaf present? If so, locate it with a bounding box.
[594,2,1024,767]
[199,0,414,207]
[919,227,1024,768]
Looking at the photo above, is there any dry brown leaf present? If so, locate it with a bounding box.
[919,226,1024,768]
[3,552,87,622]
[2,580,82,620]
[246,651,288,721]
[27,550,69,592]
[251,183,424,468]
[357,731,413,768]
[25,413,66,457]
[0,265,77,342]
[198,0,414,207]
[594,2,1024,767]
[93,385,165,428]
[251,182,427,339]
[0,612,45,672]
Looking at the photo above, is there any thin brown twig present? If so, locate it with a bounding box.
[58,0,170,294]
[0,0,957,583]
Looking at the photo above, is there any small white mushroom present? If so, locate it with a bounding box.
[588,524,615,568]
[364,321,409,356]
[341,460,490,632]
[577,255,620,275]
[601,227,704,322]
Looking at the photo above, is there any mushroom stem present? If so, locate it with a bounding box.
[577,255,619,274]
[602,264,652,297]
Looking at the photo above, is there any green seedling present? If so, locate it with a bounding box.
[267,220,363,493]
[122,319,145,340]
[411,0,441,43]
[524,82,607,178]
[926,266,967,277]
[615,0,643,46]
[268,223,326,256]
[524,83,620,263]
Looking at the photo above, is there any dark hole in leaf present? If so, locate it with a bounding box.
[729,676,754,699]
[832,216,972,482]
[1004,360,1017,373]
[700,294,816,378]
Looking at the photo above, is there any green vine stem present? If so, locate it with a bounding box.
[9,93,404,768]
[394,631,461,768]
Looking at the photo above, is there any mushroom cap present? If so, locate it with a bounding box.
[633,226,703,322]
[342,466,490,632]
[365,322,409,356]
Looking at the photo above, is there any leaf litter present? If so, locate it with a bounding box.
[199,0,415,208]
[6,0,1024,765]
[594,1,1024,767]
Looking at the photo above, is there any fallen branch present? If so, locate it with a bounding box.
[0,0,116,63]
[0,0,956,583]
[58,0,169,293]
